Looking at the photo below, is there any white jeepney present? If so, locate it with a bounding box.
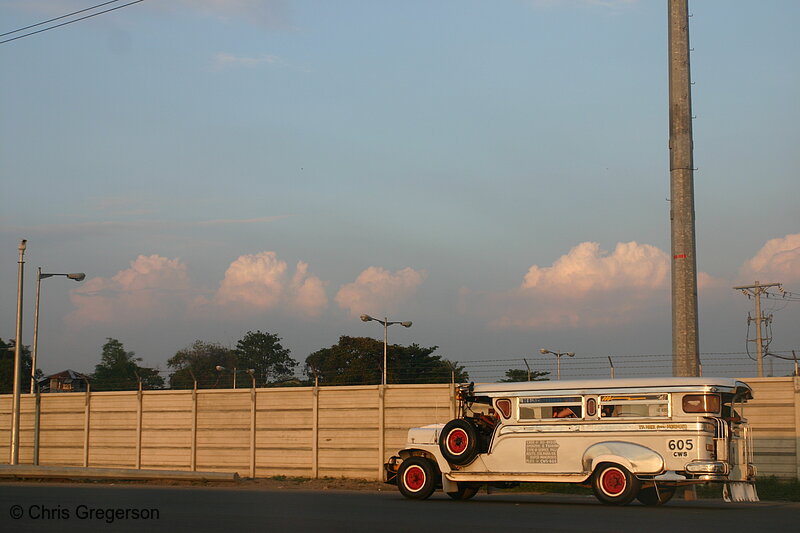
[385,377,758,505]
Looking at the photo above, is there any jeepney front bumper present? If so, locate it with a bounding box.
[685,460,729,480]
[384,456,401,485]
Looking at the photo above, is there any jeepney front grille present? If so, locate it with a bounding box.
[710,417,729,462]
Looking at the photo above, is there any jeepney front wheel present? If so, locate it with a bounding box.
[636,484,676,506]
[439,419,479,466]
[591,463,641,505]
[397,457,437,500]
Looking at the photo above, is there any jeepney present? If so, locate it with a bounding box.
[385,377,758,505]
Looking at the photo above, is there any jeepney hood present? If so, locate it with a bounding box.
[407,424,445,445]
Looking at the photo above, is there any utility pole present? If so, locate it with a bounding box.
[11,239,27,465]
[668,0,700,377]
[733,281,782,377]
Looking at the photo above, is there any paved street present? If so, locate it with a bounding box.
[2,482,798,533]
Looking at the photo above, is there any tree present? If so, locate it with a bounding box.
[0,337,40,394]
[304,336,468,386]
[167,340,236,389]
[500,368,550,382]
[92,338,164,391]
[235,331,297,387]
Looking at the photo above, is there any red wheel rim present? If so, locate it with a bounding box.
[403,465,426,492]
[600,468,626,496]
[447,428,469,455]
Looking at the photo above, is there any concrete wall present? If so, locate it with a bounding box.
[2,378,798,480]
[0,384,455,480]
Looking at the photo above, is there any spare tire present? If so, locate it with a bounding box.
[439,419,479,465]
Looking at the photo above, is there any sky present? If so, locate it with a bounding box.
[1,0,799,382]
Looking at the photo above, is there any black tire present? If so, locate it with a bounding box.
[591,463,641,505]
[446,483,480,501]
[439,419,479,465]
[397,457,437,500]
[636,484,676,506]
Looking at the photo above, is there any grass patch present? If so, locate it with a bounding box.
[752,476,800,501]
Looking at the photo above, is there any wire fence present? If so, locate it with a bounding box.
[42,349,798,391]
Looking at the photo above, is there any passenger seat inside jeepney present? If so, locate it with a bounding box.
[601,405,615,417]
[552,406,581,418]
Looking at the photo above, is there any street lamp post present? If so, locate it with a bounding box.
[31,268,86,393]
[360,314,412,386]
[10,239,27,465]
[216,366,255,389]
[539,348,575,380]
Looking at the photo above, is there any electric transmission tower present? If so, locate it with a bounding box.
[733,281,782,377]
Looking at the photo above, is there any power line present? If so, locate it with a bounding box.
[0,0,145,45]
[0,0,124,37]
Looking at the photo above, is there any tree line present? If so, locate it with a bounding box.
[1,331,552,392]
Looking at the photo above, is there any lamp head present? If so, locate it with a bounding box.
[360,314,373,322]
[539,348,548,354]
[567,352,575,357]
[401,321,412,328]
[215,365,225,372]
[68,273,86,282]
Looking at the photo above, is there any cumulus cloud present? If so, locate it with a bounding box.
[739,233,800,283]
[335,267,427,317]
[67,251,327,327]
[215,252,327,317]
[461,241,672,330]
[67,255,194,326]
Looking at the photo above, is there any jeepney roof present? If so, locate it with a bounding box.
[469,377,752,398]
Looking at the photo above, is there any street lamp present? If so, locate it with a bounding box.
[31,268,86,393]
[216,366,256,389]
[11,239,27,465]
[539,348,575,380]
[360,314,412,386]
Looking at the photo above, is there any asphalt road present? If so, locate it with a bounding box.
[1,483,797,533]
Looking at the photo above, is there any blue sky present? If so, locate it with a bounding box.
[2,0,799,381]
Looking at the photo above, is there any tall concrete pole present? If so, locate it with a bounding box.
[668,0,700,377]
[11,239,27,464]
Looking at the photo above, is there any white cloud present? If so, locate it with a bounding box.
[739,233,800,283]
[461,241,672,330]
[67,251,328,327]
[212,53,283,70]
[67,255,194,326]
[214,252,327,317]
[335,267,427,318]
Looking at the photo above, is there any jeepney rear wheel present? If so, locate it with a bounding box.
[591,463,641,505]
[397,457,437,500]
[439,419,479,465]
[446,483,480,501]
[636,484,676,506]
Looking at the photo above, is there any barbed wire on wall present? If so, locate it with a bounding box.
[40,349,798,391]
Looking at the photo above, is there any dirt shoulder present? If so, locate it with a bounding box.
[1,476,390,492]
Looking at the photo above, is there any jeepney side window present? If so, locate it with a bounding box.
[518,396,583,420]
[599,394,669,418]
